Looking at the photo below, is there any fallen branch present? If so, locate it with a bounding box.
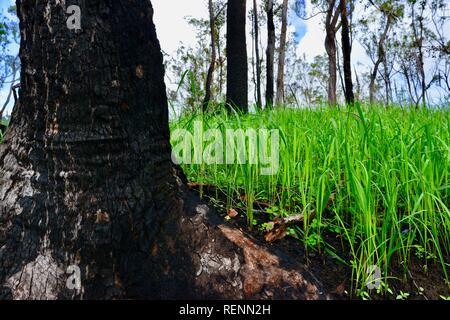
[265,188,340,243]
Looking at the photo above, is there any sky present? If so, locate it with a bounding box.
[1,0,448,115]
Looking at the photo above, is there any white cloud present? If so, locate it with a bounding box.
[152,0,208,55]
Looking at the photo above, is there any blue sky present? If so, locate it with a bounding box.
[0,1,13,14]
[290,10,308,43]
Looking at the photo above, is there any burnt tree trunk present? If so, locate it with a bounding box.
[265,0,275,109]
[226,0,248,112]
[340,1,354,105]
[203,0,217,112]
[275,0,289,107]
[0,0,328,300]
[253,0,262,109]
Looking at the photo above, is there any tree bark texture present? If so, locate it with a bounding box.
[265,0,275,109]
[253,0,262,109]
[226,0,248,112]
[340,1,354,105]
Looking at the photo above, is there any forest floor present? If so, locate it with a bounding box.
[189,182,450,300]
[172,105,450,300]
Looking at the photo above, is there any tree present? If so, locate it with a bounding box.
[390,0,434,108]
[340,0,354,104]
[289,54,329,105]
[275,0,289,106]
[252,0,263,109]
[429,0,450,101]
[0,0,326,300]
[266,0,276,108]
[357,0,402,105]
[323,0,344,106]
[167,9,227,114]
[409,0,427,108]
[203,0,218,112]
[226,0,248,112]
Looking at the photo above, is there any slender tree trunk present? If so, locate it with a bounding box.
[354,67,361,100]
[324,0,342,107]
[251,10,257,104]
[325,33,337,106]
[253,0,262,109]
[266,0,275,108]
[402,63,418,107]
[383,58,391,106]
[337,44,346,98]
[416,11,426,107]
[226,0,248,112]
[218,30,224,98]
[203,0,217,112]
[369,15,391,104]
[0,0,327,300]
[275,0,289,107]
[340,1,354,105]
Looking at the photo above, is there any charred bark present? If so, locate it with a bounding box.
[266,0,275,109]
[253,0,262,110]
[0,0,328,300]
[340,1,354,105]
[275,0,289,107]
[226,0,248,112]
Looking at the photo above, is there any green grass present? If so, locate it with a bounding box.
[170,104,450,297]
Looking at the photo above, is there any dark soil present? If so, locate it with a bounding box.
[189,183,450,300]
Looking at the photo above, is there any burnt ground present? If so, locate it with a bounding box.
[188,183,450,300]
